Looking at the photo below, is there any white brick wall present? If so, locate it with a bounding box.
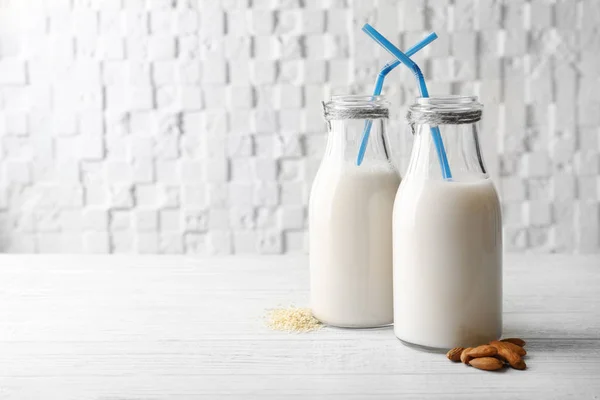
[0,0,598,254]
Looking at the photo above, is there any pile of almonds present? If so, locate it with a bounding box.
[446,338,527,371]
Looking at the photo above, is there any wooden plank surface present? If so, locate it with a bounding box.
[0,254,599,399]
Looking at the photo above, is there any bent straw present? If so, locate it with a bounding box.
[356,32,438,166]
[362,24,452,179]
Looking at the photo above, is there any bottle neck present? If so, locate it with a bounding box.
[325,118,392,166]
[405,96,487,181]
[322,95,393,167]
[406,121,487,180]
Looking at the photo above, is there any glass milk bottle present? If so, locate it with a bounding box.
[393,96,502,350]
[309,95,400,328]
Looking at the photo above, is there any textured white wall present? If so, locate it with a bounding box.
[0,0,598,254]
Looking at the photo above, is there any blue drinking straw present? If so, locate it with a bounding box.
[356,32,438,166]
[362,24,452,180]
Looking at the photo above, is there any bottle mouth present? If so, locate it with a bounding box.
[330,94,387,105]
[323,94,389,121]
[408,96,483,125]
[413,95,482,112]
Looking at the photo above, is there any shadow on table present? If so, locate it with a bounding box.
[503,320,599,351]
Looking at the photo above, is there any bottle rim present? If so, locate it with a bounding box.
[413,95,483,111]
[323,94,389,121]
[330,94,387,104]
[408,95,483,125]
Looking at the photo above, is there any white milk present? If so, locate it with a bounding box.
[393,178,502,349]
[309,161,400,328]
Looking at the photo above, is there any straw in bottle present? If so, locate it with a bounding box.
[356,32,438,166]
[362,24,452,179]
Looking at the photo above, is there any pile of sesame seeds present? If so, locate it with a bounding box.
[266,307,322,333]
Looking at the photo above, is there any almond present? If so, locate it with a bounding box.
[490,342,527,370]
[501,338,526,347]
[469,357,505,371]
[510,357,526,370]
[466,345,497,358]
[446,347,465,362]
[461,347,473,364]
[491,340,526,356]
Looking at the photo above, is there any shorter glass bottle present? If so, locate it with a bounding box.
[309,95,400,328]
[393,96,502,350]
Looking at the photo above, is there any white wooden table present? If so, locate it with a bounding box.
[0,254,599,399]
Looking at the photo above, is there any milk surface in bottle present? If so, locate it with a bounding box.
[393,96,502,350]
[310,95,400,328]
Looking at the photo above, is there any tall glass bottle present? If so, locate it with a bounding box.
[393,96,503,349]
[310,95,400,328]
